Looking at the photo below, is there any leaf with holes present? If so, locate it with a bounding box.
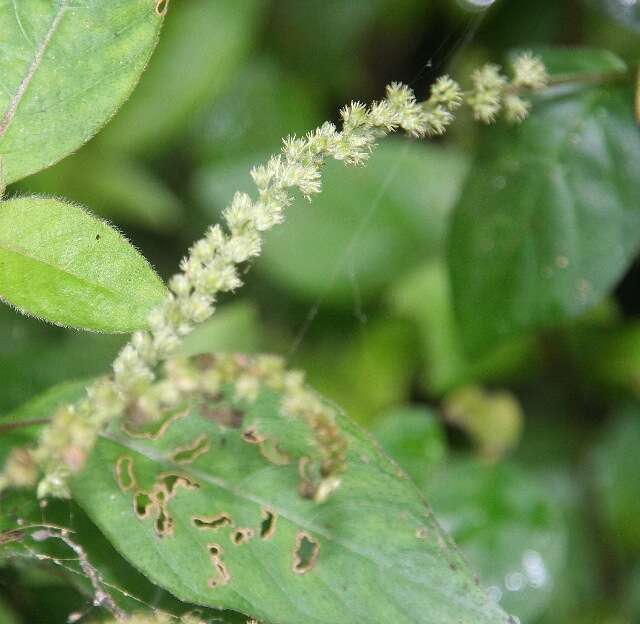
[0,197,166,332]
[448,85,640,355]
[0,0,163,185]
[71,357,511,624]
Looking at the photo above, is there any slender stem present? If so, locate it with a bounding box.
[0,418,50,433]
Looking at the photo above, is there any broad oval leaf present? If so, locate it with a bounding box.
[0,197,166,332]
[448,86,640,355]
[72,374,511,624]
[0,0,163,184]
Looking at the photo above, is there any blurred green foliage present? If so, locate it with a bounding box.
[2,0,640,622]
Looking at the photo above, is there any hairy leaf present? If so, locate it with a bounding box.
[0,0,163,184]
[0,197,166,332]
[448,86,640,354]
[72,382,511,624]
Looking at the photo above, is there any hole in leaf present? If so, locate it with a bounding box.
[260,509,277,540]
[207,542,231,589]
[292,531,319,575]
[159,472,199,497]
[155,508,174,537]
[134,491,156,519]
[171,434,210,464]
[192,513,233,531]
[231,528,254,546]
[115,456,136,492]
[155,0,169,16]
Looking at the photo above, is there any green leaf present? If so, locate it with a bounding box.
[512,47,627,80]
[0,492,245,623]
[0,307,124,413]
[0,597,17,624]
[371,405,446,490]
[98,0,261,154]
[592,405,640,556]
[0,0,163,184]
[297,318,417,424]
[72,380,511,624]
[0,197,166,332]
[191,59,322,164]
[196,140,469,306]
[425,460,568,623]
[448,86,640,355]
[180,301,260,357]
[389,262,541,395]
[20,148,183,233]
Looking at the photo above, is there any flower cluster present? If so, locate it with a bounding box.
[467,52,548,124]
[0,53,547,499]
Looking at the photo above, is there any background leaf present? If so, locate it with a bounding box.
[0,197,166,332]
[424,460,568,623]
[20,149,184,234]
[591,405,640,557]
[98,0,262,155]
[72,382,510,624]
[196,140,469,306]
[0,0,163,184]
[513,47,627,79]
[448,85,640,354]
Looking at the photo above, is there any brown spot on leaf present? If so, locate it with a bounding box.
[123,408,188,441]
[115,456,136,492]
[258,439,291,466]
[171,434,210,464]
[207,543,231,588]
[260,508,277,540]
[192,513,233,531]
[242,427,265,444]
[202,405,243,429]
[416,527,428,540]
[292,531,319,575]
